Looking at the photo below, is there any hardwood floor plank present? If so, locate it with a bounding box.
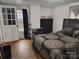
[10,40,42,59]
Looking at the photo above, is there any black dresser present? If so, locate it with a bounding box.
[40,18,53,33]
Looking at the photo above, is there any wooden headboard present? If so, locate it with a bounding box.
[63,19,79,29]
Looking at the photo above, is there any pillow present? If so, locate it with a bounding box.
[44,34,59,40]
[73,30,79,38]
[60,36,79,43]
[62,27,74,37]
[34,36,45,46]
[57,32,66,37]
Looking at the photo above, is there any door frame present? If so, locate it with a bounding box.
[16,6,31,39]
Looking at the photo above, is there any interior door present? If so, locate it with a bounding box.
[0,6,19,42]
[22,9,29,39]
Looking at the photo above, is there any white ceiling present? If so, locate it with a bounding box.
[0,0,79,7]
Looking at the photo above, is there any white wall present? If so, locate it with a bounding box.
[40,7,54,18]
[53,5,69,33]
[30,5,54,29]
[53,2,79,33]
[70,8,79,19]
[70,11,76,18]
[30,5,40,29]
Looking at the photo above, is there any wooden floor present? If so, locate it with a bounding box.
[10,40,42,59]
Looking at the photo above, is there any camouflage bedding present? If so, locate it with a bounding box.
[33,32,79,59]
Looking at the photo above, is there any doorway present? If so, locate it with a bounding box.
[22,9,29,39]
[17,9,29,39]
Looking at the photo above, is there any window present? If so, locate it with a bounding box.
[2,8,16,25]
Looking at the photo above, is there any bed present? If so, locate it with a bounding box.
[33,19,79,59]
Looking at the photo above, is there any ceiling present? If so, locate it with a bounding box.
[0,0,79,7]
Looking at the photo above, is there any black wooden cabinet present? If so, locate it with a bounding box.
[63,19,79,29]
[0,45,11,59]
[40,18,53,33]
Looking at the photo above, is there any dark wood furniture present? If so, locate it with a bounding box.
[32,28,43,35]
[63,19,79,29]
[0,45,11,59]
[40,18,53,34]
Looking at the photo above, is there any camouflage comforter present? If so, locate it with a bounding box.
[33,32,79,59]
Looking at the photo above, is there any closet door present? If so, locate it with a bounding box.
[0,6,19,42]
